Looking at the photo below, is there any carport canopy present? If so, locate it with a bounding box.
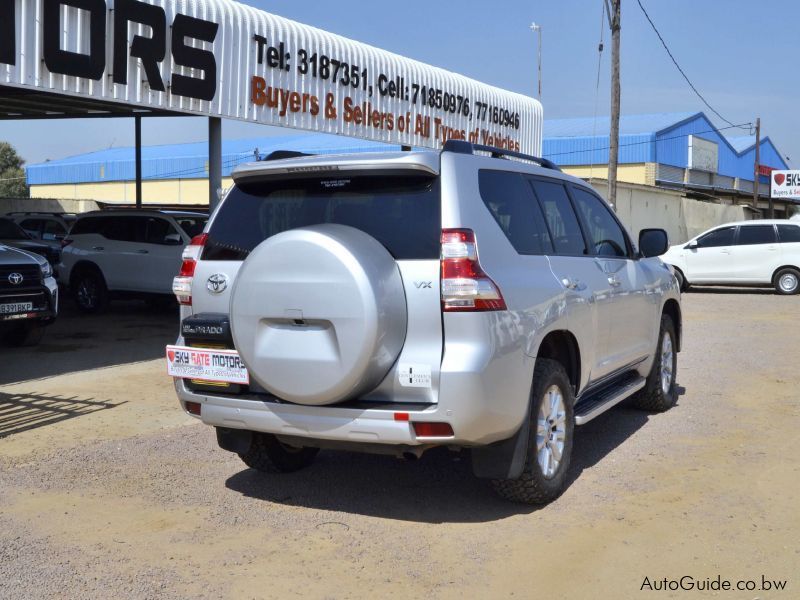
[0,86,222,210]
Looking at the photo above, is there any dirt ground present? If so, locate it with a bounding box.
[1,292,798,599]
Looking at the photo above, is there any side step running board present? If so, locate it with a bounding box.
[574,376,647,425]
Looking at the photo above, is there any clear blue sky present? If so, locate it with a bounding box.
[2,0,798,166]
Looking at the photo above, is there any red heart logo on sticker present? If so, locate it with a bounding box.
[774,173,785,186]
[167,350,175,362]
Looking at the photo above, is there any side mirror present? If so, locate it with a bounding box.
[164,233,183,246]
[639,228,669,258]
[685,240,698,250]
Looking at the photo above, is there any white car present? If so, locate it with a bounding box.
[59,210,207,312]
[661,220,800,295]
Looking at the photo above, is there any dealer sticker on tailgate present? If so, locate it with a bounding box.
[166,345,249,385]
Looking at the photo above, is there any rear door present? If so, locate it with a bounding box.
[569,185,656,371]
[733,224,779,283]
[136,217,185,293]
[527,177,613,383]
[777,223,800,267]
[684,225,737,283]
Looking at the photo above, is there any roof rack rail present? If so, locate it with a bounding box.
[442,140,561,172]
[261,150,314,161]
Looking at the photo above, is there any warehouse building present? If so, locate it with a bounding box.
[24,111,791,214]
[543,112,791,214]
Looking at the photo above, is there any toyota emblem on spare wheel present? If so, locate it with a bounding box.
[8,272,23,285]
[206,273,228,293]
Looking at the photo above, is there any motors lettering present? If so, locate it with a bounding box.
[1,0,219,102]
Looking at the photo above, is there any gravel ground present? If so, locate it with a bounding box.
[0,291,798,599]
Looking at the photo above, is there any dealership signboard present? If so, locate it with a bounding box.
[0,0,542,154]
[770,170,800,199]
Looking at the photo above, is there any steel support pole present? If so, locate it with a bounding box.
[208,117,222,212]
[134,115,142,209]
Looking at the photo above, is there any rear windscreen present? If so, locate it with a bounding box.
[203,174,441,260]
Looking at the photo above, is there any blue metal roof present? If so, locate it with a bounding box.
[543,112,788,179]
[26,113,789,185]
[26,133,401,186]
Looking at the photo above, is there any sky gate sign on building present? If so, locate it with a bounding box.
[1,0,543,154]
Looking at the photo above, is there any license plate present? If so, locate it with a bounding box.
[0,302,33,314]
[166,345,249,385]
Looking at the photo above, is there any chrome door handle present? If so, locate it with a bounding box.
[92,246,104,251]
[136,249,149,254]
[561,277,580,290]
[608,276,622,287]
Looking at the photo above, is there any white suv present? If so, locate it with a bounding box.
[168,143,681,504]
[59,210,207,312]
[662,220,800,294]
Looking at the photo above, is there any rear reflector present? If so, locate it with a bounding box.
[173,233,208,306]
[440,229,506,312]
[185,401,202,416]
[412,422,454,437]
[394,412,410,421]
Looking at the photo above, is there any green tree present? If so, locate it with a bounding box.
[0,141,29,198]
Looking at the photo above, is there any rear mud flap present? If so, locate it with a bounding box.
[470,405,531,480]
[216,427,253,455]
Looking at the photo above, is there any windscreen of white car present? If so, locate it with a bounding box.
[203,175,441,261]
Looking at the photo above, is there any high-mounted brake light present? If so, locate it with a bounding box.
[172,233,208,305]
[440,229,506,311]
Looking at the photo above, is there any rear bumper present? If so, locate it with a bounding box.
[174,352,533,448]
[173,311,535,448]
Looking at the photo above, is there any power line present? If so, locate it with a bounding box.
[636,0,750,131]
[543,122,752,159]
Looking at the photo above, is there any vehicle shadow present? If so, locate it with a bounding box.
[224,385,687,523]
[0,299,177,384]
[0,390,125,438]
[687,286,775,295]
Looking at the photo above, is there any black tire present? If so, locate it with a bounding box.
[238,432,319,473]
[72,268,108,313]
[673,268,689,292]
[773,267,800,295]
[492,358,575,505]
[632,314,678,412]
[3,322,46,347]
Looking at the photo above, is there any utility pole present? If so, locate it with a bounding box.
[752,117,760,212]
[530,23,542,100]
[608,0,621,208]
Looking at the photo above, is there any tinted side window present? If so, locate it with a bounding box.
[737,225,776,246]
[696,226,735,248]
[777,224,800,243]
[529,179,587,256]
[43,220,66,235]
[478,170,553,255]
[570,187,628,257]
[20,219,43,236]
[104,217,144,242]
[143,218,178,244]
[71,217,107,235]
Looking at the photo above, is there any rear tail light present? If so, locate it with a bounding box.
[184,401,202,416]
[173,233,208,305]
[440,229,506,311]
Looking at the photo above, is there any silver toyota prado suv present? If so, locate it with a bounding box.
[169,141,681,504]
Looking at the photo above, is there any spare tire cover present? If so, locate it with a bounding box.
[230,224,407,405]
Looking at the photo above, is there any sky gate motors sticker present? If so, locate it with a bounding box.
[166,345,249,385]
[771,170,800,199]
